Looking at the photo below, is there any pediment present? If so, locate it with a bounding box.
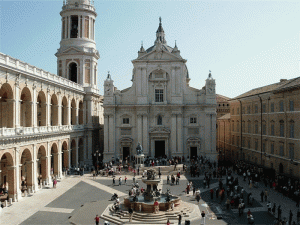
[62,47,83,54]
[149,127,171,134]
[137,50,182,61]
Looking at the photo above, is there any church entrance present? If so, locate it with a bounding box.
[123,147,130,161]
[155,141,165,158]
[190,147,197,160]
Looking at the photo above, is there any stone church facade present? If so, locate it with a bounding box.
[0,0,103,201]
[103,19,217,162]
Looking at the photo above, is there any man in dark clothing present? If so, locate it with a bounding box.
[260,191,264,202]
[210,189,214,200]
[289,210,293,225]
[278,205,282,220]
[178,214,182,225]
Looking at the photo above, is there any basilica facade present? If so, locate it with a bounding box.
[103,19,217,162]
[0,0,103,200]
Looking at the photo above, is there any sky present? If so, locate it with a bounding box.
[1,0,300,98]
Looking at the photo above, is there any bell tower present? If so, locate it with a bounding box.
[55,0,99,90]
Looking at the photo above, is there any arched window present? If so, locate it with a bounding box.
[262,120,266,135]
[247,121,251,133]
[290,120,294,138]
[254,121,258,134]
[270,120,275,136]
[69,62,77,83]
[157,115,162,125]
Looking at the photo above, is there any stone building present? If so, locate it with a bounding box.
[103,18,217,162]
[0,0,103,201]
[216,94,230,119]
[217,78,300,178]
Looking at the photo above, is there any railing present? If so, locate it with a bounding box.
[62,3,95,11]
[0,52,84,92]
[0,125,85,138]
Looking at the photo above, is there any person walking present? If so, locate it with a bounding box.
[112,176,115,185]
[260,190,264,202]
[210,188,214,200]
[278,205,282,220]
[265,189,268,202]
[125,176,127,185]
[201,211,206,225]
[94,214,100,225]
[178,214,182,225]
[272,203,276,216]
[267,201,271,214]
[196,194,201,204]
[289,210,293,225]
[247,209,252,224]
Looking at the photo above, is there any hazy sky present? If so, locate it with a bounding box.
[1,0,300,98]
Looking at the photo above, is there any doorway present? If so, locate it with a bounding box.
[123,147,130,161]
[190,147,197,160]
[155,141,165,158]
[279,163,284,174]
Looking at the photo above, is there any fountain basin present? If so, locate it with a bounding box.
[124,194,180,213]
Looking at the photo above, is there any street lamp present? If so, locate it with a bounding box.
[94,150,101,175]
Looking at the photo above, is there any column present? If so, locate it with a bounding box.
[75,137,79,167]
[78,16,81,38]
[32,86,37,127]
[47,142,52,185]
[171,67,176,95]
[32,144,38,192]
[137,114,142,145]
[75,107,79,125]
[83,101,87,124]
[67,99,71,125]
[104,115,109,153]
[142,115,148,155]
[46,90,51,127]
[15,83,20,128]
[58,94,62,126]
[14,147,22,200]
[67,16,71,39]
[108,114,115,156]
[171,114,177,154]
[87,100,92,126]
[177,114,182,154]
[82,16,85,39]
[58,140,62,178]
[151,139,154,157]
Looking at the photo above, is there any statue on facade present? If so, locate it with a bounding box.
[136,142,143,155]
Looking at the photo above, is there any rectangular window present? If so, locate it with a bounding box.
[232,122,234,132]
[279,145,284,156]
[279,101,284,112]
[237,108,239,115]
[255,140,258,150]
[255,123,258,134]
[232,136,235,145]
[280,122,284,137]
[271,143,274,154]
[255,105,258,113]
[155,89,164,102]
[289,100,294,111]
[271,103,274,112]
[242,107,245,114]
[289,145,294,159]
[262,124,266,135]
[248,140,250,149]
[262,104,266,113]
[242,139,245,147]
[190,117,197,124]
[271,124,275,136]
[290,123,294,138]
[237,122,239,132]
[248,122,251,133]
[262,143,266,152]
[247,106,250,114]
[123,118,129,124]
[237,137,239,147]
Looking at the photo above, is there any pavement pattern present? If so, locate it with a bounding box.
[1,169,299,225]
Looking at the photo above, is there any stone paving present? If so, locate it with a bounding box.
[0,169,299,225]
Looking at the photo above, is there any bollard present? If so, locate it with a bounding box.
[4,200,7,207]
[13,195,17,202]
[24,191,28,197]
[28,188,31,194]
[40,183,42,189]
[9,198,12,205]
[43,181,46,187]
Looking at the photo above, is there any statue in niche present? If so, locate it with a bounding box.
[136,142,143,155]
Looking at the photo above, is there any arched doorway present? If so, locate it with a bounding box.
[0,152,15,197]
[37,91,46,126]
[69,62,77,83]
[51,143,59,176]
[71,99,76,125]
[79,101,83,125]
[71,139,77,167]
[279,163,284,174]
[20,87,32,127]
[51,94,58,126]
[0,83,14,128]
[37,146,47,183]
[61,97,68,125]
[78,138,84,166]
[62,141,69,169]
[20,149,33,190]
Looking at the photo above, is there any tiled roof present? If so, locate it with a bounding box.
[273,77,300,93]
[218,113,230,120]
[232,80,290,100]
[216,94,230,102]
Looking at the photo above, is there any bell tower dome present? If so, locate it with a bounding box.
[55,0,99,90]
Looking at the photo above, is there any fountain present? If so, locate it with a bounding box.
[124,168,180,213]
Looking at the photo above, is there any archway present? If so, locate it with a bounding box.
[0,152,15,197]
[20,149,33,190]
[78,138,84,166]
[51,94,58,126]
[71,139,76,167]
[279,163,284,174]
[61,97,68,125]
[62,141,69,169]
[79,101,83,125]
[37,91,46,126]
[69,62,77,83]
[51,143,59,176]
[20,87,32,127]
[37,146,47,183]
[0,83,14,128]
[71,99,76,125]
